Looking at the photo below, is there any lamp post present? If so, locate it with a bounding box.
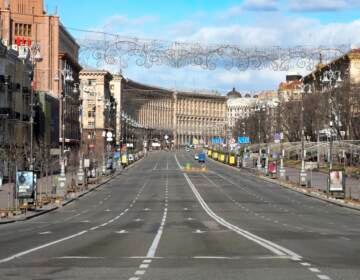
[255,103,266,170]
[320,69,342,175]
[18,43,42,172]
[57,66,74,196]
[298,82,312,186]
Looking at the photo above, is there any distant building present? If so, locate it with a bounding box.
[278,74,302,102]
[109,74,123,147]
[302,48,360,139]
[226,88,257,128]
[80,70,116,169]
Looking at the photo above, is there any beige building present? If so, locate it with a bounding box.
[226,88,257,128]
[302,48,360,139]
[109,74,123,147]
[120,79,227,147]
[80,70,116,168]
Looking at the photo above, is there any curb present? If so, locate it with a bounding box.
[0,156,147,225]
[207,157,360,212]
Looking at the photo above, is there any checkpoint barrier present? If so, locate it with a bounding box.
[219,154,225,162]
[183,163,208,173]
[212,152,218,160]
[229,155,236,166]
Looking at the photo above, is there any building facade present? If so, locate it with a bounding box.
[226,88,257,129]
[301,48,360,140]
[80,70,116,170]
[120,79,227,148]
[0,0,82,168]
[0,42,32,182]
[109,73,123,147]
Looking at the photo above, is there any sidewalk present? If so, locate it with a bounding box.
[284,166,360,200]
[0,172,118,224]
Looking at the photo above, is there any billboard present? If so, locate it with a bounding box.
[16,171,34,199]
[329,170,345,192]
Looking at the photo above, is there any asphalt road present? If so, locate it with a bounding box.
[0,150,359,280]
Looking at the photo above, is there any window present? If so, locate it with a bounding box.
[14,23,32,37]
[88,79,96,86]
[87,121,95,128]
[88,111,95,118]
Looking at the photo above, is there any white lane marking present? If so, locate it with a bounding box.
[56,256,104,259]
[115,230,129,234]
[317,275,331,280]
[129,277,139,280]
[301,262,311,267]
[309,268,321,273]
[147,209,167,258]
[194,229,206,234]
[153,162,158,171]
[0,231,88,264]
[105,209,111,212]
[90,226,99,231]
[39,231,52,235]
[80,220,90,223]
[135,270,146,275]
[143,259,152,263]
[144,208,151,211]
[183,173,302,260]
[174,154,183,169]
[134,218,143,222]
[139,264,149,269]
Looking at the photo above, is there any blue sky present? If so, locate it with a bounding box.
[45,0,360,93]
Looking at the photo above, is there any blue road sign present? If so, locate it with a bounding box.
[211,137,224,144]
[238,136,250,144]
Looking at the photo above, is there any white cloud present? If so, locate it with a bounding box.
[243,0,278,11]
[289,0,360,12]
[78,5,360,93]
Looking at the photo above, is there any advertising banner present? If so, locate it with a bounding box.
[16,171,34,199]
[329,170,344,192]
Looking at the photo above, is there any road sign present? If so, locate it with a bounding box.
[164,135,169,140]
[238,136,250,144]
[106,131,113,138]
[211,137,223,144]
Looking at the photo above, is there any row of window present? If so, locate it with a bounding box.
[14,23,32,37]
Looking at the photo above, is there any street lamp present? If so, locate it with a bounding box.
[320,69,342,174]
[255,103,266,170]
[18,43,42,172]
[298,82,312,186]
[56,66,74,196]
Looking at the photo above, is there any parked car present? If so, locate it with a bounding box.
[194,154,199,160]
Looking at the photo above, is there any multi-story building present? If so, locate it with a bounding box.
[226,88,257,128]
[120,78,227,147]
[80,70,116,170]
[109,73,123,147]
[0,0,82,167]
[0,41,32,182]
[301,48,360,140]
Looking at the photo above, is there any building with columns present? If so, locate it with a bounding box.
[226,88,257,129]
[120,78,227,148]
